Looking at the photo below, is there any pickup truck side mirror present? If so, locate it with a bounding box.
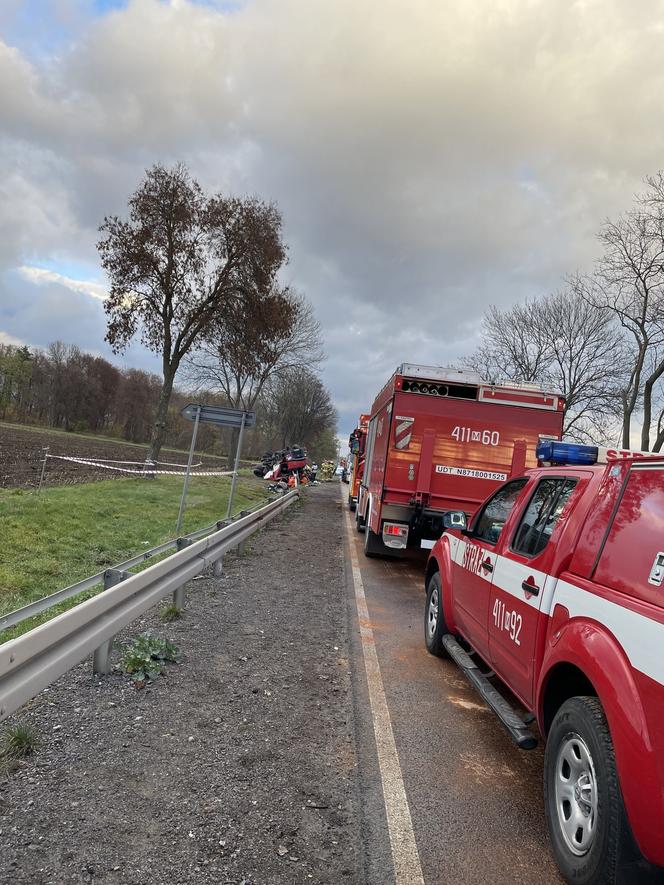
[443,510,467,531]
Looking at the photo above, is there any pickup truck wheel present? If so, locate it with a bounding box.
[544,696,632,885]
[424,572,448,657]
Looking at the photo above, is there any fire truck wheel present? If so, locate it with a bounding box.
[544,696,633,885]
[355,508,366,533]
[348,493,356,512]
[424,571,448,657]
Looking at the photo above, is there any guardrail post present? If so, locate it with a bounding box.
[213,558,223,577]
[173,538,193,610]
[93,569,130,675]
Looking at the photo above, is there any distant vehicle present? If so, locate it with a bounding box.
[334,464,344,476]
[424,441,664,883]
[347,414,370,510]
[355,363,565,557]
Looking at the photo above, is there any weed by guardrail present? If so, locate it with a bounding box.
[0,722,40,775]
[119,633,181,685]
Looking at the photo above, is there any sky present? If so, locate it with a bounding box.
[2,0,664,440]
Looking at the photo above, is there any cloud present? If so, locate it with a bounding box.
[18,265,108,301]
[0,330,25,347]
[2,0,664,435]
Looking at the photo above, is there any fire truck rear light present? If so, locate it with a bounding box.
[536,441,598,465]
[382,522,409,549]
[384,524,406,535]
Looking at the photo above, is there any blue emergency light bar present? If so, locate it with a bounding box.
[536,440,599,465]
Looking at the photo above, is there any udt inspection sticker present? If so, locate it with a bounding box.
[435,465,507,481]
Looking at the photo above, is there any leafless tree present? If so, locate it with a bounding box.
[98,163,287,461]
[184,288,324,464]
[582,193,664,448]
[467,287,625,443]
[258,367,337,452]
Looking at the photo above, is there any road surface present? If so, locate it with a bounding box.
[341,488,563,885]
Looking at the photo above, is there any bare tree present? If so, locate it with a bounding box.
[98,163,287,461]
[184,287,324,464]
[467,287,625,442]
[259,367,337,451]
[587,204,664,447]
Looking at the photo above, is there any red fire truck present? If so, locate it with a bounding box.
[355,363,565,556]
[347,413,370,512]
[424,441,664,882]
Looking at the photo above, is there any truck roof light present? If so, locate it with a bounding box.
[536,441,598,465]
[537,440,661,466]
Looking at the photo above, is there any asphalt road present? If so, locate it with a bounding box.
[341,491,563,885]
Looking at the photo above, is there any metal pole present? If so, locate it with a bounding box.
[37,447,49,493]
[175,405,201,536]
[226,412,247,519]
[93,569,129,675]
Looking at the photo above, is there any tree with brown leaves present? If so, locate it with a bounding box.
[98,163,287,461]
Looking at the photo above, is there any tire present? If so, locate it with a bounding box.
[348,493,356,512]
[544,696,634,885]
[424,571,448,657]
[356,507,366,534]
[363,525,384,558]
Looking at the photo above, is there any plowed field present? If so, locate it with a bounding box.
[0,423,231,489]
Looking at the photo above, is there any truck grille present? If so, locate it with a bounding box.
[401,379,477,400]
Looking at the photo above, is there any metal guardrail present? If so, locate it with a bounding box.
[0,489,299,723]
[0,496,274,634]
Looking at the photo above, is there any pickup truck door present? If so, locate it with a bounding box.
[452,479,528,661]
[488,477,578,707]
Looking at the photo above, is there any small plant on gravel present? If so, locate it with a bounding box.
[0,723,40,774]
[159,602,182,622]
[119,632,181,684]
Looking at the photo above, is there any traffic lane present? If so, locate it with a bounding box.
[353,541,562,885]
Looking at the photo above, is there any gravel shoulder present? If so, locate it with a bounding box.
[0,482,361,884]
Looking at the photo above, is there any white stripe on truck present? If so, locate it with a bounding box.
[439,536,664,687]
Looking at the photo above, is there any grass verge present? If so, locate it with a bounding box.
[0,471,270,642]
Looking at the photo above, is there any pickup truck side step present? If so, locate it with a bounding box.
[442,635,538,750]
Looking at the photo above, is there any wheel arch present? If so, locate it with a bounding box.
[424,555,439,593]
[540,662,597,737]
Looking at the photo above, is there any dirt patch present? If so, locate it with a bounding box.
[0,483,361,884]
[0,423,235,489]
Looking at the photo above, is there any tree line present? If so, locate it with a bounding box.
[0,340,337,461]
[468,172,664,450]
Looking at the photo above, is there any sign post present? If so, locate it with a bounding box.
[178,404,256,535]
[175,405,202,536]
[226,411,247,520]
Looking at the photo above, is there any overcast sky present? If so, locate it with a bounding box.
[2,0,664,440]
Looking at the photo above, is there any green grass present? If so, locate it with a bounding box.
[0,722,40,774]
[0,471,269,642]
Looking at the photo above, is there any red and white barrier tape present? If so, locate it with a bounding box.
[50,456,204,468]
[45,455,234,477]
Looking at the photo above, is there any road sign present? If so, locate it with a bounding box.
[181,404,256,428]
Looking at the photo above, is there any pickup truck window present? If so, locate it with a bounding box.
[511,478,577,557]
[473,478,528,545]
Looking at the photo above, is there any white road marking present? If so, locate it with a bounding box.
[342,493,425,885]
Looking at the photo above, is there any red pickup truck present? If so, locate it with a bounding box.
[423,441,664,884]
